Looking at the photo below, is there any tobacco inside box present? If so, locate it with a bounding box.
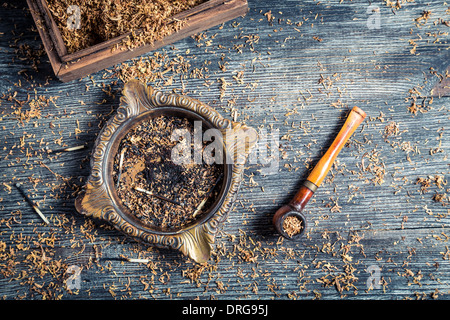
[46,0,207,54]
[112,114,223,231]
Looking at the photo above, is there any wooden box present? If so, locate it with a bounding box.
[26,0,248,82]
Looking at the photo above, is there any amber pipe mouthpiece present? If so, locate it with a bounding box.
[273,106,366,240]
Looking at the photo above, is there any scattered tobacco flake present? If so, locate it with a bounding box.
[415,10,432,25]
[416,175,447,194]
[383,121,400,141]
[360,149,386,185]
[433,193,448,206]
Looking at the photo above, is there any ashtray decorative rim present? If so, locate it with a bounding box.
[75,80,257,263]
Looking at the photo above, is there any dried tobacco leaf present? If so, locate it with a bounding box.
[47,0,207,53]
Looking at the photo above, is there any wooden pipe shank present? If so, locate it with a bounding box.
[306,106,366,188]
[289,182,315,212]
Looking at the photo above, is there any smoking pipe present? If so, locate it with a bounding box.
[273,106,366,239]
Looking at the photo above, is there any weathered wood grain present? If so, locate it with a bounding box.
[0,0,449,302]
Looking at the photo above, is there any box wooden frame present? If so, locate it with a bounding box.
[26,0,248,82]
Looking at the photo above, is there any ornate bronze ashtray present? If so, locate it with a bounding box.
[75,80,257,263]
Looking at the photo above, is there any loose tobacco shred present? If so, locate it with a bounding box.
[47,0,207,53]
[282,215,303,238]
[113,115,222,230]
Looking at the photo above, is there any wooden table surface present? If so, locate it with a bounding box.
[0,0,449,302]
